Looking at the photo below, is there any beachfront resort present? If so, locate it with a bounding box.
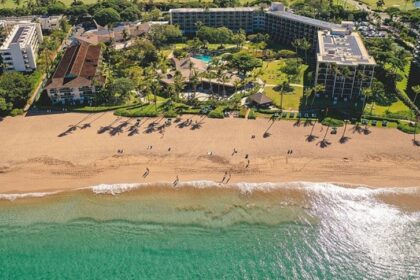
[0,0,418,135]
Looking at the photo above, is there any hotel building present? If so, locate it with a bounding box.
[45,41,103,105]
[0,22,42,72]
[315,29,376,99]
[169,7,265,34]
[171,2,376,100]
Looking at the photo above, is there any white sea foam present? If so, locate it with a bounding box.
[1,181,418,200]
[90,183,143,195]
[0,191,59,201]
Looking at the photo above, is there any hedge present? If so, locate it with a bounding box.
[208,109,224,119]
[397,123,420,134]
[321,117,344,127]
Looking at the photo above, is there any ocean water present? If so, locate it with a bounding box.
[0,182,419,279]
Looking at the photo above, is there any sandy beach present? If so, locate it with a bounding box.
[0,111,419,193]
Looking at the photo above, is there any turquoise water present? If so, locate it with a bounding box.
[0,182,419,279]
[193,54,212,63]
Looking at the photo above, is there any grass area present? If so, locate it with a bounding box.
[367,63,412,117]
[0,0,96,8]
[260,59,308,85]
[358,0,415,9]
[264,86,303,110]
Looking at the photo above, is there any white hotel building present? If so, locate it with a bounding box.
[0,22,43,72]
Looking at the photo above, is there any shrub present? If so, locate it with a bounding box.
[321,117,344,127]
[248,109,256,119]
[397,122,420,134]
[163,110,178,118]
[239,108,247,118]
[208,109,224,119]
[10,108,24,116]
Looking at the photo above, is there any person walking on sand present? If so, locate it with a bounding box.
[143,167,150,178]
[225,172,232,184]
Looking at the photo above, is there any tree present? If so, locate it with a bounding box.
[232,29,246,49]
[311,84,325,107]
[228,52,262,75]
[299,38,311,64]
[362,88,373,113]
[121,7,140,21]
[278,81,289,109]
[412,85,420,105]
[304,87,312,107]
[376,0,385,9]
[0,72,32,115]
[94,8,121,27]
[189,70,200,98]
[173,70,185,100]
[196,26,233,45]
[108,78,135,103]
[149,25,182,47]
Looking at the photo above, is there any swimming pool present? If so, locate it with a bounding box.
[193,54,212,63]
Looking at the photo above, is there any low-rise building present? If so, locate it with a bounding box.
[0,15,64,31]
[75,21,153,46]
[45,41,103,105]
[315,29,376,100]
[0,22,43,72]
[37,15,64,31]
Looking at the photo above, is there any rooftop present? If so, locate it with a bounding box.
[0,23,38,49]
[266,11,340,30]
[317,30,376,65]
[46,42,102,89]
[170,7,260,13]
[248,92,272,105]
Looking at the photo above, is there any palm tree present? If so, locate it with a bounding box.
[340,66,352,98]
[330,64,342,100]
[292,39,300,54]
[173,70,185,100]
[412,85,420,106]
[14,0,21,6]
[304,87,312,107]
[299,38,311,64]
[221,73,229,97]
[278,80,289,110]
[310,84,325,107]
[216,69,224,96]
[362,88,373,115]
[233,79,242,94]
[1,0,7,8]
[189,70,200,99]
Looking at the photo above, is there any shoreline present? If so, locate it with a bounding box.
[1,112,419,193]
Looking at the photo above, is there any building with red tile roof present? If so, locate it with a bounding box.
[45,41,103,105]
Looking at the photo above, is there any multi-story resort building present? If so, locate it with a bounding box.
[170,2,376,101]
[0,22,43,72]
[315,29,375,100]
[45,41,103,105]
[169,7,265,34]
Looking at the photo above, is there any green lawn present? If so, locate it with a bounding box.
[264,86,303,110]
[260,59,308,85]
[0,0,97,8]
[367,62,412,117]
[359,0,415,9]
